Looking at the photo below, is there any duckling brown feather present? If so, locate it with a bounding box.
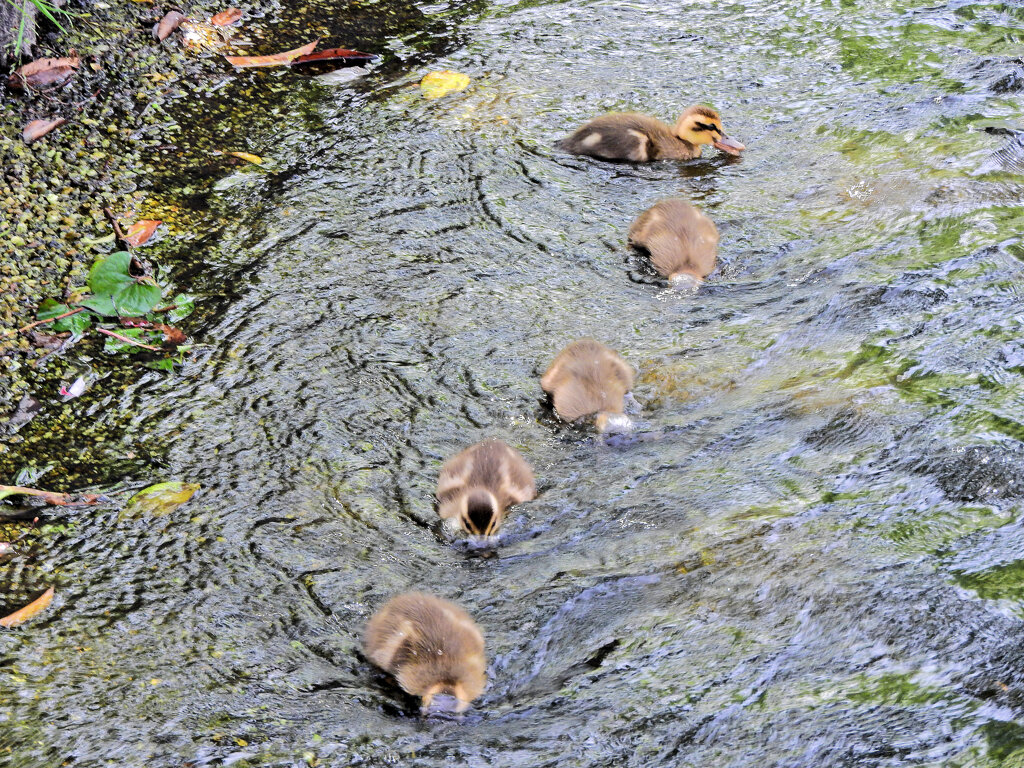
[364,592,486,708]
[559,113,699,162]
[436,439,536,535]
[541,339,634,422]
[628,199,719,282]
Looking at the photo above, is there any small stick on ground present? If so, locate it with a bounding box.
[95,327,161,351]
[103,207,127,241]
[0,485,106,506]
[0,307,85,340]
[102,206,138,255]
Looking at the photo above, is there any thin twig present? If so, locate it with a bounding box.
[0,306,84,339]
[103,206,127,243]
[95,327,161,350]
[0,485,106,506]
[72,88,101,111]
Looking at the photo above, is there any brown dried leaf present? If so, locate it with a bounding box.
[27,330,67,349]
[153,10,186,41]
[210,6,242,25]
[292,47,377,66]
[22,118,66,144]
[224,40,317,68]
[157,324,187,345]
[0,587,54,628]
[9,55,80,90]
[124,220,162,247]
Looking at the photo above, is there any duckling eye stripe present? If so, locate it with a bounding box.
[695,122,720,133]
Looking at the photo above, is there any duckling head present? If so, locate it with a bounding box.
[668,272,703,291]
[461,488,501,537]
[673,106,745,156]
[403,664,487,714]
[594,411,634,434]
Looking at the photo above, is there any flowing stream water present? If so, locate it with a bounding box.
[4,0,1024,765]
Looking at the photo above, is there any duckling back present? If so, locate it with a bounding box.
[559,113,680,162]
[364,592,486,712]
[437,439,536,537]
[540,339,634,422]
[628,199,719,284]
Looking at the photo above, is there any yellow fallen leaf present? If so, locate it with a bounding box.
[227,151,263,165]
[1,587,55,628]
[420,70,470,100]
[180,20,231,53]
[122,481,200,519]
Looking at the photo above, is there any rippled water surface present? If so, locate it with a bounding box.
[5,0,1024,765]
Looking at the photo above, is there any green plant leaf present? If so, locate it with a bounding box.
[37,298,69,319]
[37,298,91,334]
[87,251,134,297]
[80,294,117,316]
[113,282,162,316]
[56,312,91,335]
[143,345,192,371]
[165,293,196,323]
[121,481,200,518]
[101,327,161,354]
[144,357,177,371]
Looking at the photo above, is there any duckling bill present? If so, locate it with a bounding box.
[541,339,635,432]
[560,105,744,162]
[364,592,486,714]
[628,198,719,287]
[437,439,536,539]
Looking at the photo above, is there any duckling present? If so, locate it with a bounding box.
[559,105,744,162]
[540,339,635,432]
[628,198,719,288]
[437,439,537,539]
[363,592,486,714]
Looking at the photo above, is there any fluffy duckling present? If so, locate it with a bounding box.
[628,198,719,288]
[437,439,537,539]
[560,105,744,162]
[540,339,635,432]
[364,592,486,714]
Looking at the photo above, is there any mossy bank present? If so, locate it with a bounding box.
[0,0,482,490]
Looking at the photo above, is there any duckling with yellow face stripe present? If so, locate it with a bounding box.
[437,439,536,540]
[560,105,744,162]
[364,592,487,714]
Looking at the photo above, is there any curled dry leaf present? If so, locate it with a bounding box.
[210,6,242,25]
[23,118,67,144]
[9,55,80,90]
[420,70,470,99]
[124,219,162,247]
[158,324,187,345]
[153,10,187,42]
[0,587,55,629]
[292,47,377,66]
[224,39,317,68]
